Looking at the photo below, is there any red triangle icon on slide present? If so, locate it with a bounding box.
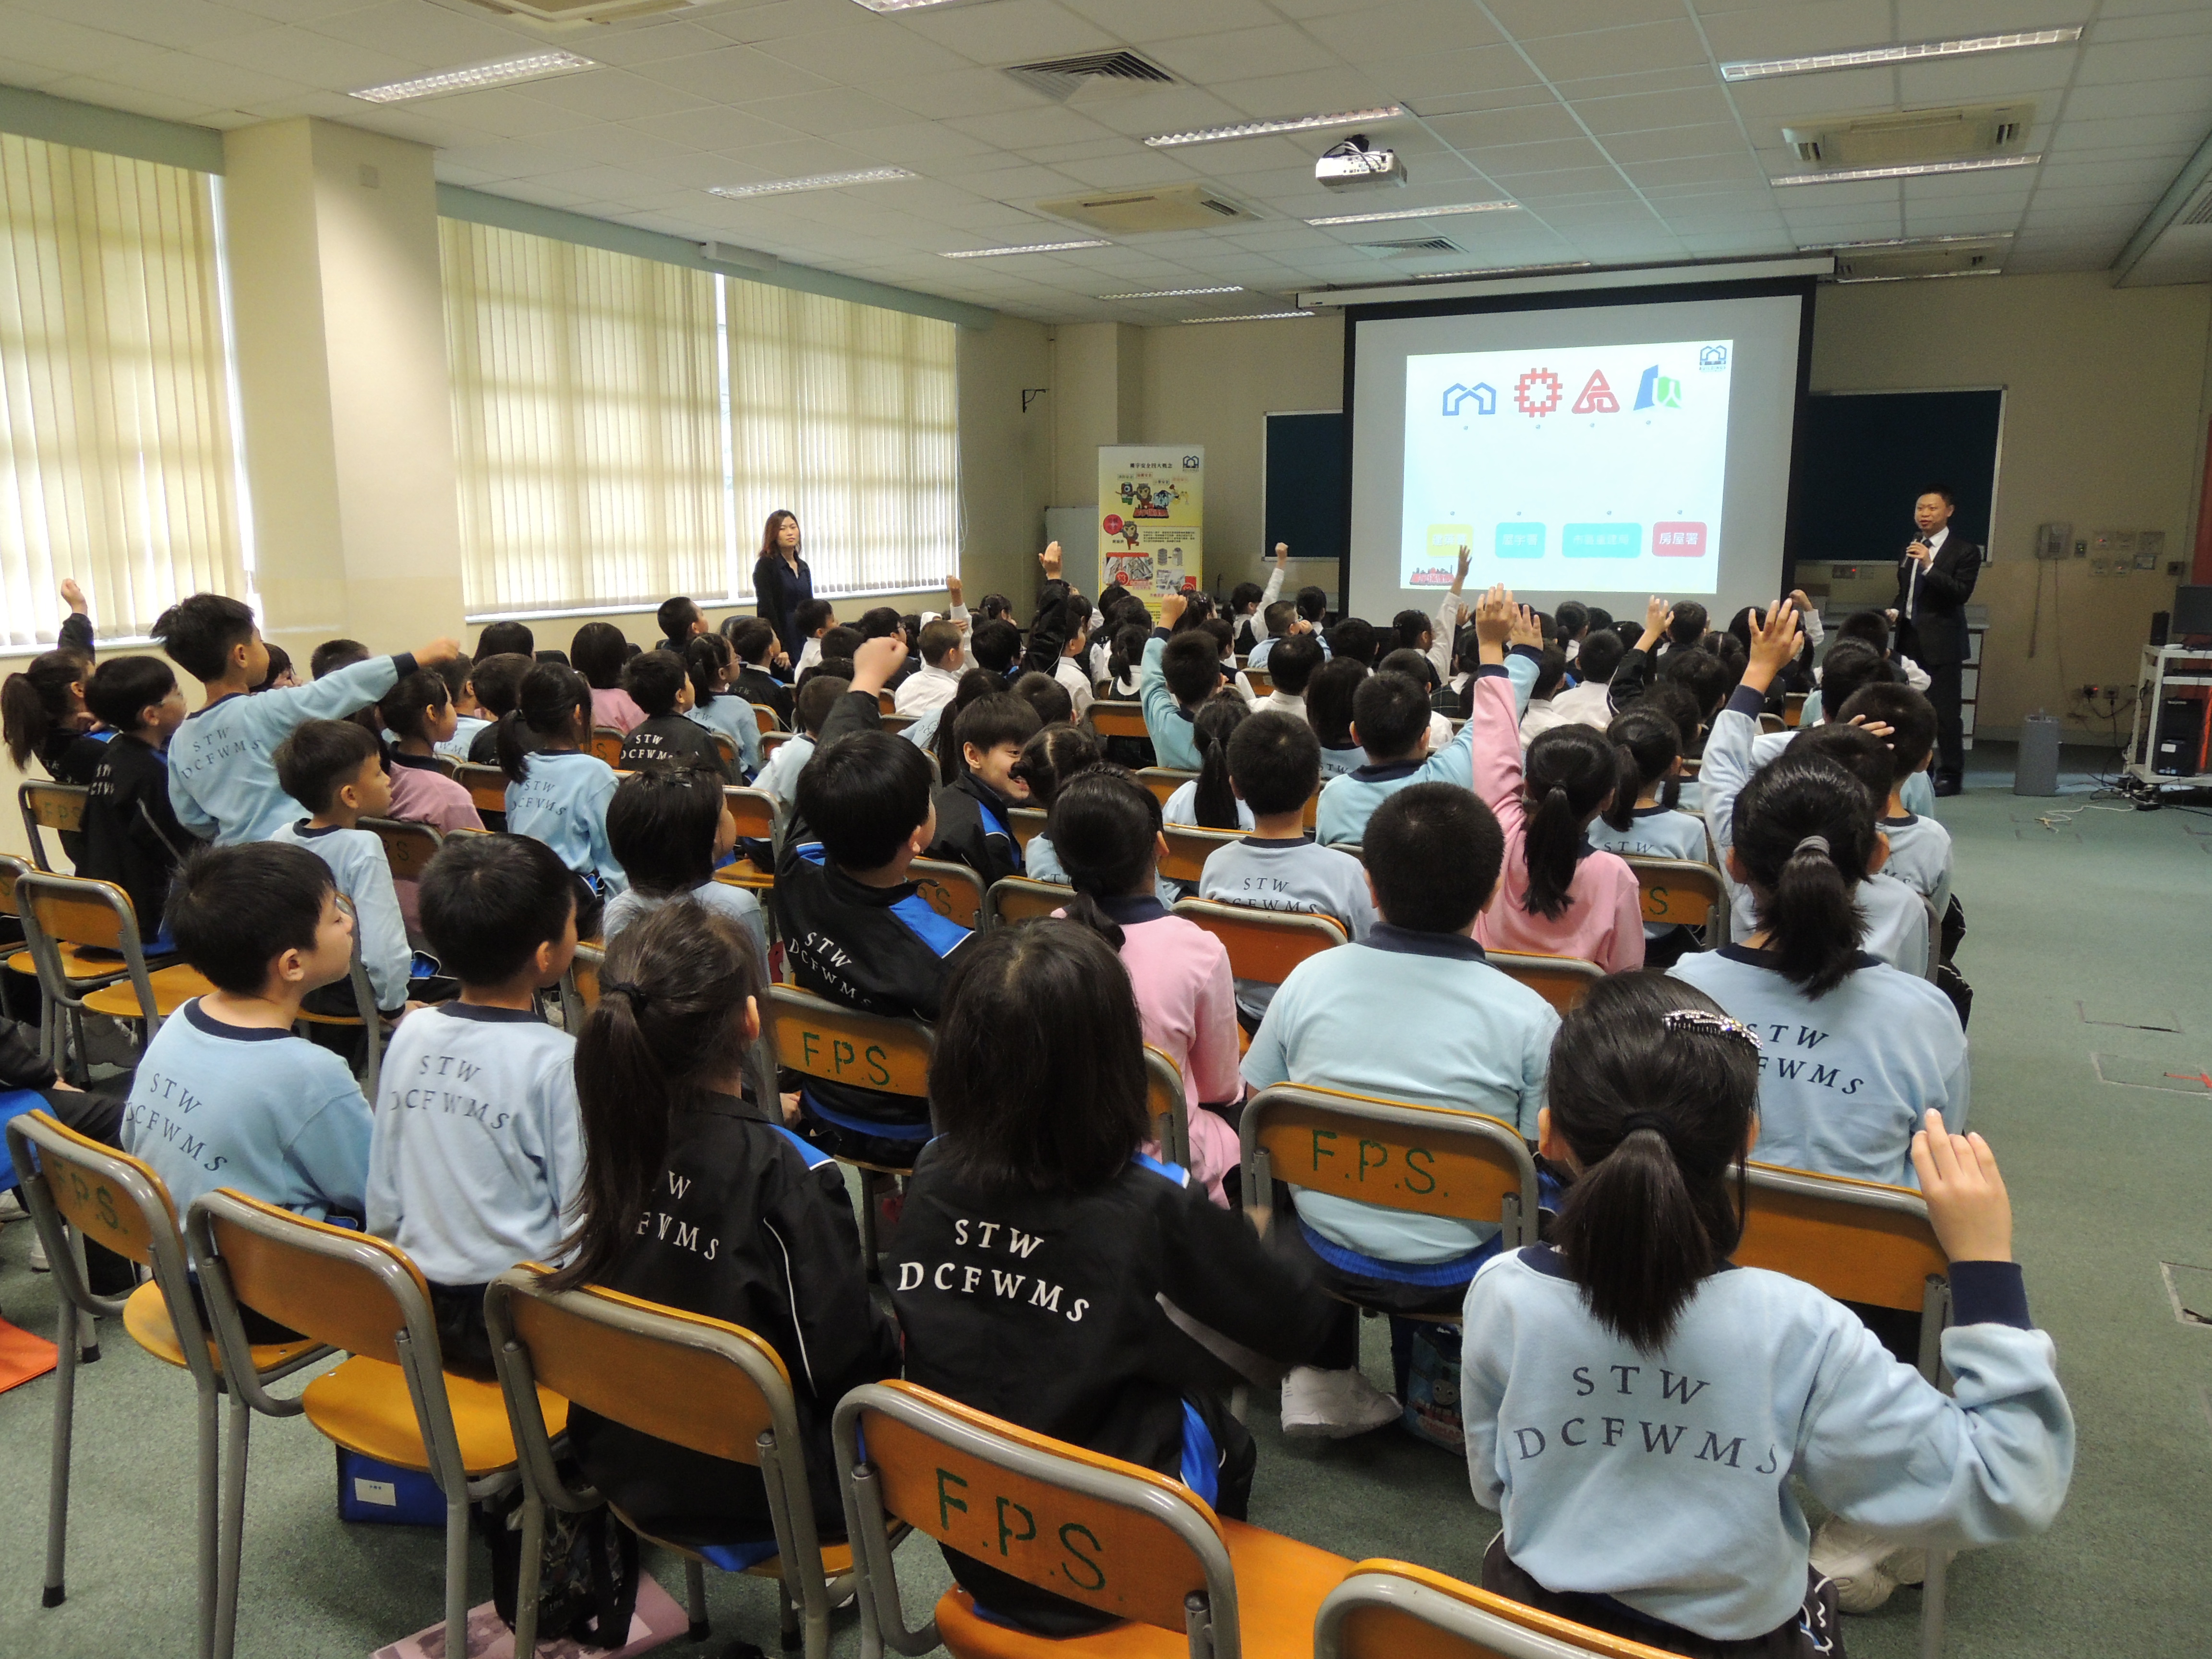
[1573,371,1619,414]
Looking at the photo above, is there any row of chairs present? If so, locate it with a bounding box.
[6,1083,1955,1659]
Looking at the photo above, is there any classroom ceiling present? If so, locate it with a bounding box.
[1,0,2209,322]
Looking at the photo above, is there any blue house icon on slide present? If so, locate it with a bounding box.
[1442,383,1496,416]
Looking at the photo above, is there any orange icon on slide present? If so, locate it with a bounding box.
[1572,371,1619,414]
[1514,368,1562,417]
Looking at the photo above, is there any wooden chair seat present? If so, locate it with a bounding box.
[301,1355,567,1477]
[933,1517,1351,1659]
[715,864,777,893]
[81,963,216,1021]
[4,946,124,986]
[121,1280,320,1373]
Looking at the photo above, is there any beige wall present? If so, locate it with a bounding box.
[958,315,1054,606]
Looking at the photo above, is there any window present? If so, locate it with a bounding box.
[0,133,249,649]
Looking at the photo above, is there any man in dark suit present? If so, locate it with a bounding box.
[1891,486,1982,795]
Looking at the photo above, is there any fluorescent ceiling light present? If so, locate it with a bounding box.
[940,239,1110,258]
[849,0,965,10]
[1418,261,1593,280]
[1802,233,2012,251]
[350,50,594,105]
[1720,27,2080,81]
[1771,154,2040,186]
[709,168,915,200]
[1181,311,1313,324]
[1147,106,1405,149]
[1307,200,1518,227]
[1098,285,1246,299]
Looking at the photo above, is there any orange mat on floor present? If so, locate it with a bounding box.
[0,1312,59,1393]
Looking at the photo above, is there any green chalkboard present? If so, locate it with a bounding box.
[1264,411,1348,571]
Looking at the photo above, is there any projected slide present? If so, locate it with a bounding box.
[1400,338,1733,597]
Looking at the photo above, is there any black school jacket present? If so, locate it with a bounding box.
[890,1142,1334,1483]
[565,1091,899,1547]
[734,665,794,730]
[927,771,1024,888]
[80,733,197,941]
[772,690,973,1135]
[617,711,733,780]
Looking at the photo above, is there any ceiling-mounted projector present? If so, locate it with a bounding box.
[1316,134,1406,191]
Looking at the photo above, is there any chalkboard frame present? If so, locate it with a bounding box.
[1790,386,2007,577]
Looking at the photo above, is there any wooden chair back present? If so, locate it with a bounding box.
[1316,1559,1682,1659]
[589,726,625,766]
[1170,898,1346,984]
[19,780,90,870]
[1784,691,1807,729]
[723,786,783,843]
[1008,806,1047,850]
[1243,667,1273,696]
[1158,824,1244,886]
[1088,701,1147,740]
[8,1110,174,1271]
[20,872,134,954]
[1138,768,1196,806]
[1735,1163,1948,1319]
[455,762,509,818]
[1303,792,1319,831]
[878,690,899,716]
[192,1189,429,1366]
[909,858,985,932]
[361,817,445,883]
[752,702,783,734]
[1621,856,1726,938]
[711,732,737,769]
[1483,950,1603,1015]
[881,712,916,735]
[762,731,794,759]
[768,984,933,1100]
[1144,1044,1189,1168]
[982,876,1073,930]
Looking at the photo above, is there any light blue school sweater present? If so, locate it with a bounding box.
[269,820,412,1012]
[1139,633,1203,771]
[1461,1247,2071,1642]
[1162,780,1254,830]
[121,999,372,1222]
[1241,927,1558,1273]
[755,733,814,805]
[686,694,763,779]
[505,749,627,894]
[168,653,413,845]
[602,879,769,969]
[1246,632,1329,671]
[1586,805,1710,941]
[1669,944,1968,1187]
[367,1003,582,1287]
[1315,649,1541,846]
[1198,833,1376,1020]
[1879,811,1953,921]
[436,715,491,762]
[1028,834,1178,909]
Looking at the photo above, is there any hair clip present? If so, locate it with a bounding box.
[1662,1009,1761,1051]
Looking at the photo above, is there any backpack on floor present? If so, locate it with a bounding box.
[478,1492,641,1649]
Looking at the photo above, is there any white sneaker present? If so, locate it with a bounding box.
[1279,1365,1400,1439]
[27,1231,49,1273]
[1810,1517,1923,1612]
[0,1191,25,1222]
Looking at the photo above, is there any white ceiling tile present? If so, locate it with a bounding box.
[1195,66,1396,120]
[1622,152,1764,188]
[10,0,272,51]
[2076,34,2212,84]
[1060,0,1282,40]
[2048,111,2212,152]
[1723,66,1895,120]
[187,24,420,87]
[1599,122,1746,162]
[836,120,1007,166]
[865,66,1055,121]
[894,0,1120,63]
[696,0,914,46]
[1894,52,2076,104]
[0,12,171,77]
[2061,76,2212,120]
[1300,0,1506,61]
[2096,7,2212,42]
[1574,85,1737,135]
[1489,164,1624,196]
[1050,151,1207,190]
[527,122,696,170]
[512,70,715,124]
[625,104,808,154]
[1895,0,2094,36]
[738,87,921,136]
[1524,21,1713,82]
[756,21,973,83]
[1424,103,1585,152]
[302,3,531,64]
[561,20,740,69]
[402,86,599,139]
[1476,137,1617,177]
[89,50,312,111]
[944,104,1122,149]
[1054,87,1254,141]
[1490,0,1692,33]
[224,0,388,18]
[628,45,831,103]
[1694,1,1895,62]
[1142,26,1343,84]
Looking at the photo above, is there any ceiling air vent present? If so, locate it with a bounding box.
[1034,183,1254,234]
[1783,103,2033,169]
[457,0,696,21]
[2178,186,2212,228]
[1005,51,1175,103]
[1357,236,1463,255]
[1830,237,2010,283]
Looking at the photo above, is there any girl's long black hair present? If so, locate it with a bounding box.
[1520,723,1617,919]
[3,649,90,769]
[1603,706,1682,830]
[1190,694,1249,830]
[495,662,591,783]
[1731,754,1878,998]
[1048,765,1161,950]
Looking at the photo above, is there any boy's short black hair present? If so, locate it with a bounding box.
[420,832,576,985]
[793,672,851,736]
[970,619,1022,673]
[168,842,334,994]
[1660,647,1730,719]
[1267,632,1324,696]
[858,606,903,641]
[1576,628,1625,685]
[1295,585,1328,623]
[657,596,699,640]
[1230,580,1264,615]
[1327,616,1375,668]
[378,667,452,744]
[1227,709,1320,814]
[1666,602,1708,648]
[958,691,1044,759]
[1838,610,1892,652]
[1352,670,1432,760]
[469,652,533,719]
[1586,606,1613,633]
[570,621,630,691]
[151,593,257,683]
[478,620,534,659]
[728,617,776,663]
[622,649,688,718]
[1555,601,1589,640]
[1530,648,1569,700]
[918,619,962,667]
[607,768,724,895]
[1816,639,1892,714]
[1788,721,1893,807]
[793,598,835,638]
[1009,671,1071,729]
[1836,682,1937,784]
[1262,599,1298,638]
[820,625,864,662]
[798,727,935,868]
[1635,681,1703,749]
[84,656,177,733]
[434,652,472,704]
[1162,632,1223,706]
[311,638,368,678]
[273,718,383,815]
[1364,782,1503,933]
[251,643,293,694]
[1378,646,1439,693]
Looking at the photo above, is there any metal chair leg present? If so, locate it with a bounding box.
[512,1492,545,1659]
[192,1390,220,1659]
[1920,1549,1949,1659]
[68,1233,97,1362]
[684,1556,709,1641]
[443,1497,471,1656]
[777,1578,801,1653]
[42,1287,77,1608]
[213,1395,252,1659]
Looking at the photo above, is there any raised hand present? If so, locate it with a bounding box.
[1158,590,1188,629]
[1040,541,1062,580]
[414,636,463,667]
[1640,594,1673,647]
[60,577,86,614]
[1274,542,1289,568]
[1743,596,1800,691]
[945,573,962,606]
[1474,585,1516,647]
[850,635,907,694]
[1508,604,1543,651]
[1454,545,1472,589]
[1913,1109,2011,1262]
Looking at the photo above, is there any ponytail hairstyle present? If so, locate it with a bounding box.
[3,649,91,769]
[496,662,591,783]
[1106,622,1151,695]
[1547,972,1760,1353]
[569,621,630,692]
[933,667,1005,784]
[1010,722,1100,810]
[1729,753,1877,997]
[1190,694,1249,829]
[1519,723,1618,919]
[685,630,734,707]
[1047,765,1162,950]
[548,901,767,1293]
[1603,707,1682,830]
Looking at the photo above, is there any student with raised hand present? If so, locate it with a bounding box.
[497,661,625,933]
[603,768,768,964]
[617,649,732,779]
[552,901,899,1553]
[890,920,1334,1636]
[1585,706,1706,968]
[1167,695,1255,830]
[1230,541,1292,656]
[1137,590,1223,770]
[269,719,415,1017]
[367,833,583,1378]
[1461,974,2068,1648]
[681,631,763,780]
[79,656,194,952]
[3,580,103,793]
[150,593,459,845]
[927,691,1042,888]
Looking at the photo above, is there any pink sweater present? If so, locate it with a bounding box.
[385,757,484,938]
[1469,668,1644,972]
[1114,907,1244,1206]
[591,687,647,734]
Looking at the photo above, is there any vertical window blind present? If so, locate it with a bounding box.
[442,218,959,618]
[0,133,247,649]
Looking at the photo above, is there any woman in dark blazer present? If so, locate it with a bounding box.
[751,508,811,655]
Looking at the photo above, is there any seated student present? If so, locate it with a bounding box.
[776,637,972,1163]
[1462,974,2070,1651]
[617,649,732,780]
[1049,595,1098,716]
[1515,649,1576,745]
[1326,616,1378,674]
[377,670,487,939]
[1244,782,1559,1436]
[1010,670,1073,731]
[269,720,413,1016]
[553,902,899,1552]
[789,597,836,676]
[1837,682,1953,923]
[656,594,706,656]
[497,663,626,931]
[1230,542,1291,655]
[1138,592,1224,771]
[1296,582,1332,636]
[1786,640,1934,815]
[819,625,866,671]
[603,768,769,964]
[1464,593,1643,972]
[1009,723,1093,888]
[462,653,534,766]
[1546,626,1624,729]
[477,620,534,660]
[120,843,372,1224]
[753,670,849,808]
[367,833,582,1379]
[894,618,967,715]
[250,644,297,693]
[79,656,193,951]
[891,921,1333,1635]
[311,637,368,679]
[1243,598,1303,673]
[1257,631,1322,720]
[1197,712,1375,1023]
[1785,724,1936,976]
[1828,607,1931,695]
[1307,655,1368,781]
[1051,769,1242,1206]
[681,631,763,780]
[1378,646,1457,753]
[1551,597,1589,661]
[1670,753,1966,1188]
[968,617,1022,686]
[1658,599,1708,660]
[928,693,1041,889]
[150,594,457,846]
[1104,619,1152,701]
[1200,617,1258,708]
[433,654,491,761]
[3,622,106,802]
[1166,696,1255,831]
[572,621,646,734]
[1585,706,1706,969]
[728,617,795,730]
[908,664,993,772]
